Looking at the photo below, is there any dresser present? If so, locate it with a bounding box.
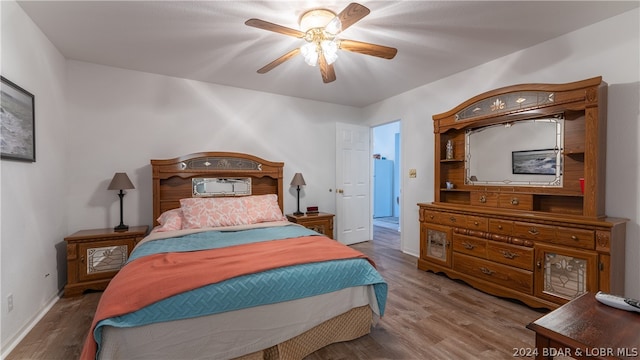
[418,204,626,309]
[418,77,627,309]
[64,226,148,297]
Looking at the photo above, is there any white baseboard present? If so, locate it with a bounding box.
[1,290,62,359]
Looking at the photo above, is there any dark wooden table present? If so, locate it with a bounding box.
[527,292,640,359]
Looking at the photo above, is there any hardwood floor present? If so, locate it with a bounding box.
[7,226,547,359]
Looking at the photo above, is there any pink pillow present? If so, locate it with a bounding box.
[154,208,183,232]
[180,197,250,229]
[244,194,286,223]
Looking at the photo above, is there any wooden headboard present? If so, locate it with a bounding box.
[151,152,284,226]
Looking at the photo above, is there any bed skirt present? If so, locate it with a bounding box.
[236,305,373,360]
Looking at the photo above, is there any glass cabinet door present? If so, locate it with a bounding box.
[420,223,453,268]
[78,240,131,282]
[534,243,598,304]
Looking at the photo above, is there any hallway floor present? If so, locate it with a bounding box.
[373,216,399,231]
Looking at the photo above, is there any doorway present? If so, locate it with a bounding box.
[372,121,400,235]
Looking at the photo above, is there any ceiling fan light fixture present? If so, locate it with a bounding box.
[247,3,396,83]
[300,42,319,66]
[299,9,336,32]
[321,40,338,65]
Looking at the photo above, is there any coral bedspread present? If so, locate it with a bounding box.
[81,228,385,360]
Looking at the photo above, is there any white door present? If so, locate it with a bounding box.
[335,122,370,245]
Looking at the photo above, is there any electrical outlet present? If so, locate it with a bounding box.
[409,169,417,178]
[7,294,13,312]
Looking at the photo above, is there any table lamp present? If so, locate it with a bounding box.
[108,172,135,232]
[290,173,306,216]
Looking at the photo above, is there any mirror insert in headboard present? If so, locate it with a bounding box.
[465,116,564,187]
[192,178,252,197]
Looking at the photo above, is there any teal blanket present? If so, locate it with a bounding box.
[94,226,387,354]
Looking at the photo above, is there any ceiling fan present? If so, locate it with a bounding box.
[245,2,397,83]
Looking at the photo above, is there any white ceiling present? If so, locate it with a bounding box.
[17,1,639,107]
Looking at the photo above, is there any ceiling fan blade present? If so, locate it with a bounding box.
[339,39,397,59]
[257,48,301,74]
[245,18,305,38]
[318,52,336,83]
[336,3,370,32]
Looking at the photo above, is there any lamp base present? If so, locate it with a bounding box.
[114,224,129,232]
[293,211,304,216]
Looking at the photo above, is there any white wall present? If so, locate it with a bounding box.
[65,61,362,233]
[363,9,640,298]
[1,0,68,352]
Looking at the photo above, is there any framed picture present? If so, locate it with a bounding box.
[512,149,557,175]
[1,76,35,162]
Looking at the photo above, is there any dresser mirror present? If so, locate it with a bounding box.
[465,117,564,187]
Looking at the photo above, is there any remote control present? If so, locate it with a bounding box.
[595,291,640,313]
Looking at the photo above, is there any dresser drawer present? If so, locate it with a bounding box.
[453,253,533,294]
[453,234,487,258]
[422,210,440,224]
[470,192,499,207]
[440,213,466,227]
[498,194,533,211]
[488,219,514,236]
[486,242,533,270]
[466,215,488,231]
[513,222,555,242]
[555,227,595,250]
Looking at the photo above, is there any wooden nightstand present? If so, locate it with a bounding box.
[286,213,334,239]
[64,225,148,297]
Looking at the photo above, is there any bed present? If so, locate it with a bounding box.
[80,152,387,360]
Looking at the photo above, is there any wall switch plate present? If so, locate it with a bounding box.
[7,294,13,312]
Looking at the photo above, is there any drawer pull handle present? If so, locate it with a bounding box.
[536,261,542,269]
[473,221,479,226]
[462,242,475,250]
[479,195,487,203]
[500,250,519,259]
[449,217,456,223]
[528,228,539,235]
[571,235,578,241]
[480,267,495,275]
[498,225,503,230]
[80,255,85,263]
[510,198,519,205]
[429,215,434,219]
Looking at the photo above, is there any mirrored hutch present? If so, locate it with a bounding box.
[417,77,627,309]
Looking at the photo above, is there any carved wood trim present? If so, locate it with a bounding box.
[454,228,534,247]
